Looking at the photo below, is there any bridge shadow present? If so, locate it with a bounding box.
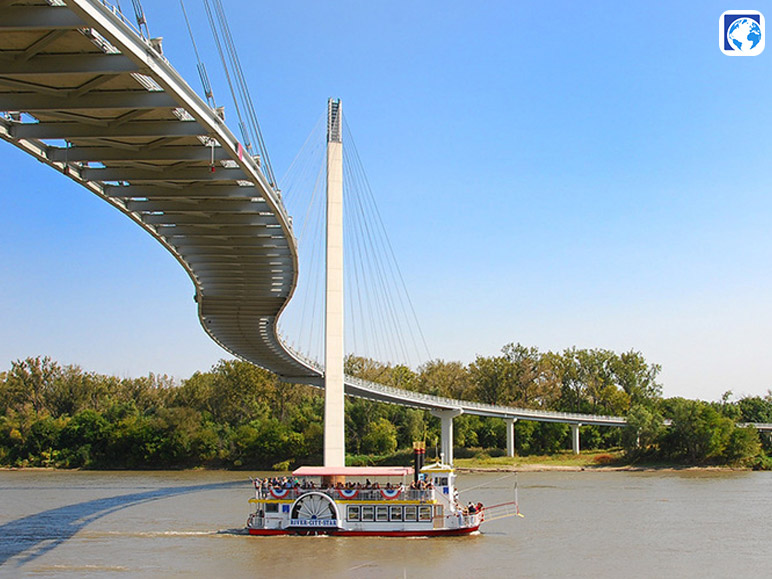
[0,479,244,569]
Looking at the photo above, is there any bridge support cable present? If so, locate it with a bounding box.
[344,159,406,365]
[180,0,216,109]
[203,0,276,186]
[276,114,327,360]
[278,107,431,370]
[342,118,432,366]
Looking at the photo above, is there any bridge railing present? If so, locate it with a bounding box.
[344,373,628,425]
[93,0,147,40]
[277,342,628,425]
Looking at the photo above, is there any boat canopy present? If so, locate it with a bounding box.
[292,466,413,477]
[420,461,454,473]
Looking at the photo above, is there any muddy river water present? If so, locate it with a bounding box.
[1,468,770,577]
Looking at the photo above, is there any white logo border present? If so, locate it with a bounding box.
[720,10,765,56]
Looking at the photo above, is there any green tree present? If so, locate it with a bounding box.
[469,354,513,405]
[623,404,664,453]
[661,398,733,462]
[207,360,273,426]
[45,365,92,418]
[4,356,61,417]
[723,426,761,464]
[361,417,398,455]
[544,349,585,413]
[416,359,471,399]
[501,343,561,409]
[611,350,662,406]
[736,394,772,423]
[59,409,110,467]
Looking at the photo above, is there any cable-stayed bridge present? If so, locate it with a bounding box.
[2,1,769,461]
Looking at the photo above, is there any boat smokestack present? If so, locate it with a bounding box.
[413,441,425,483]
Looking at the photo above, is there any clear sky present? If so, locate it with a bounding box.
[2,1,772,402]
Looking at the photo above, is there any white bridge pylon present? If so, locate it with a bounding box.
[11,0,739,462]
[324,98,345,467]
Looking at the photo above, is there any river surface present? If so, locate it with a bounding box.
[0,469,770,577]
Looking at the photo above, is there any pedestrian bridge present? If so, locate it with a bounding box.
[1,1,768,460]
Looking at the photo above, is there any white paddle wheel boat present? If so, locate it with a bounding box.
[246,460,497,537]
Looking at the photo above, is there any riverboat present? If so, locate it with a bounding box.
[246,460,488,537]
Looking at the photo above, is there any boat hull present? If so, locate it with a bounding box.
[247,525,480,537]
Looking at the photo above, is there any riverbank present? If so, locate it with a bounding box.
[3,450,749,474]
[452,450,754,473]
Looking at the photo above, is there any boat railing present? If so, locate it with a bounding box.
[457,513,482,528]
[247,513,265,529]
[255,487,435,502]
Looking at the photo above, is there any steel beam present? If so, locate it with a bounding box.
[184,258,291,269]
[13,120,205,140]
[16,29,68,60]
[127,199,266,213]
[0,54,140,76]
[50,145,229,163]
[0,7,85,30]
[141,213,276,226]
[171,236,284,247]
[193,269,287,278]
[82,166,247,182]
[106,184,258,199]
[197,274,286,282]
[177,247,292,257]
[0,91,178,112]
[155,225,275,236]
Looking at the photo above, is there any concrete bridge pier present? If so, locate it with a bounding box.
[570,423,581,454]
[431,408,463,466]
[505,418,517,457]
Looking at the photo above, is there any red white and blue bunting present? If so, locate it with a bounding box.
[379,488,402,500]
[270,488,292,499]
[337,488,359,499]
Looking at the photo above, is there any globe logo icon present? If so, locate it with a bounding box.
[727,17,762,52]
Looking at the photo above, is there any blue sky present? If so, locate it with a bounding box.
[2,1,772,401]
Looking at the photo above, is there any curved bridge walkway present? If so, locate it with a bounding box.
[2,1,769,460]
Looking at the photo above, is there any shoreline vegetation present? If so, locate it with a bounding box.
[0,451,753,474]
[2,348,771,472]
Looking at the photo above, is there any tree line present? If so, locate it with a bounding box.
[1,345,770,469]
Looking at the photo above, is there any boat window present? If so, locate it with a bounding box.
[265,503,279,513]
[389,506,403,521]
[404,506,417,521]
[418,505,432,522]
[361,506,374,521]
[347,505,360,521]
[376,506,389,522]
[435,477,448,486]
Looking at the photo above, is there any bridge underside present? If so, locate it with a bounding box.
[0,0,318,381]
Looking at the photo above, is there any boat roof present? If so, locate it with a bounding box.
[292,466,413,477]
[420,461,454,473]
